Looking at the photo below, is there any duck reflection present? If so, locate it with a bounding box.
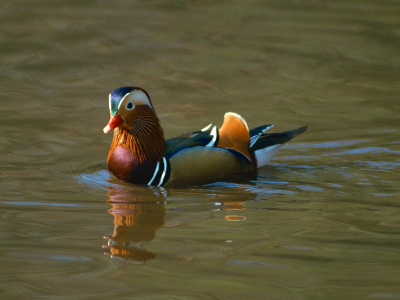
[103,185,166,264]
[102,181,258,263]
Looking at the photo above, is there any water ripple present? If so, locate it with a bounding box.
[4,201,89,207]
[75,170,119,191]
[204,182,296,195]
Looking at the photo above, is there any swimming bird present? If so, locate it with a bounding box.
[103,86,307,188]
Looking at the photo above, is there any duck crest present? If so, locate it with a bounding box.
[107,105,165,183]
[217,112,252,162]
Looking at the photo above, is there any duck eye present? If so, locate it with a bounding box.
[126,102,134,110]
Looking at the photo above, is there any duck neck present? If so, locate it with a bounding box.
[107,107,166,183]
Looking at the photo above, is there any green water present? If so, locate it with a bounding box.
[1,1,400,299]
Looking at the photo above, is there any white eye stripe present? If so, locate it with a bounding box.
[116,89,153,112]
[118,92,131,110]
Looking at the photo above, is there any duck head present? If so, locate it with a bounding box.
[103,87,166,183]
[103,87,156,134]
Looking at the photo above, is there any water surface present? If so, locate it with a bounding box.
[1,0,400,299]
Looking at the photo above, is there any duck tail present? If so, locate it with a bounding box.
[250,126,307,168]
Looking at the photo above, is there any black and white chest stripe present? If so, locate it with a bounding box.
[147,157,171,187]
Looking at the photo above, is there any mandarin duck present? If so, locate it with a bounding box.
[103,87,307,188]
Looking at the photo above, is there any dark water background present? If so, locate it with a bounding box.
[1,1,400,299]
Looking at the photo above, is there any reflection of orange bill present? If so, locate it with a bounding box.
[225,215,246,221]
